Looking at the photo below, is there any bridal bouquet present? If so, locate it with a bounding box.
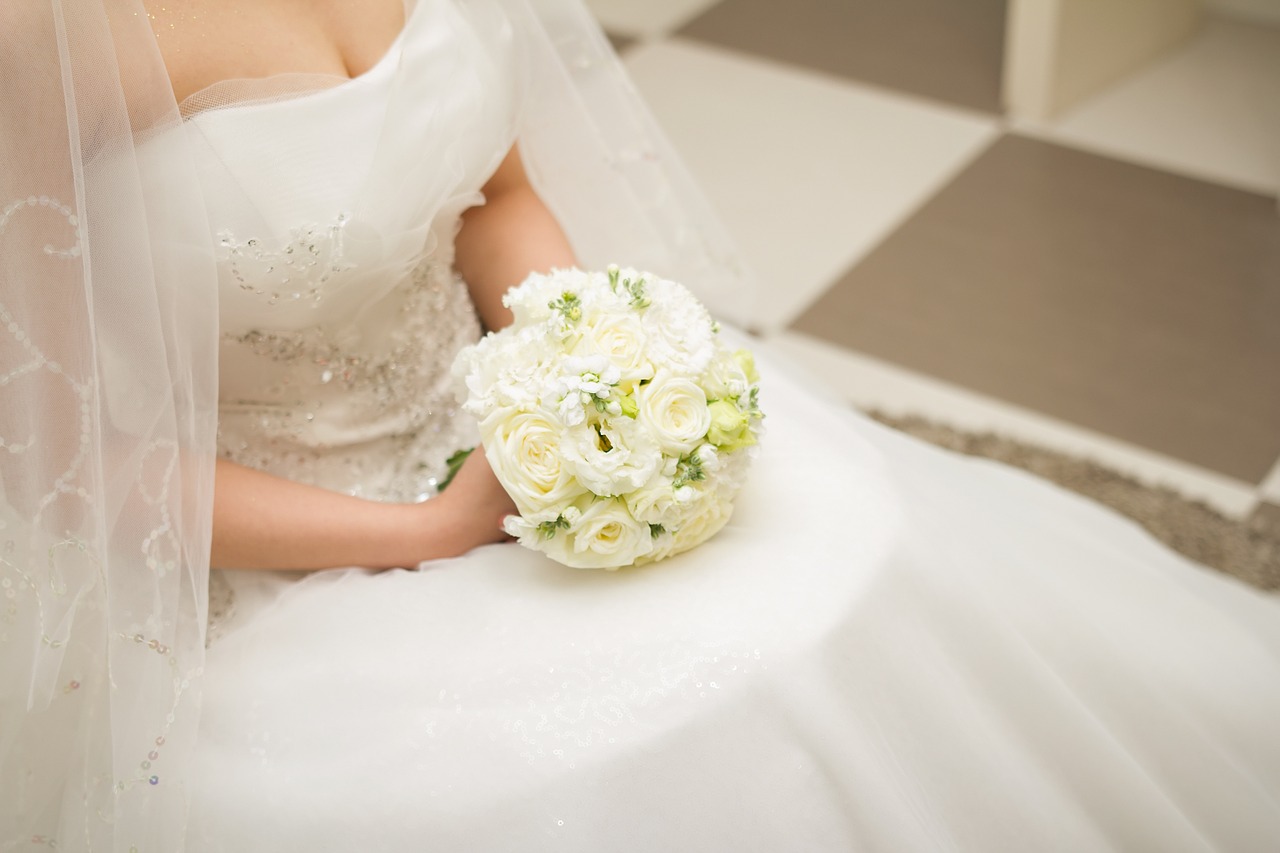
[452,266,763,569]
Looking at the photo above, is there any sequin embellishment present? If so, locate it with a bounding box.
[216,255,482,504]
[216,212,355,305]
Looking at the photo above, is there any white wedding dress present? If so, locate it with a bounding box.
[181,2,1280,849]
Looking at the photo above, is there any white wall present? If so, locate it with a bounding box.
[1004,0,1202,121]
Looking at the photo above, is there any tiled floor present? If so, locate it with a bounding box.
[679,0,1008,114]
[792,134,1280,484]
[587,0,1280,523]
[1014,17,1280,196]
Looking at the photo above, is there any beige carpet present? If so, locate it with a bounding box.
[872,412,1280,591]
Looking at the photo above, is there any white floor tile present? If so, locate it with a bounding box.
[767,330,1263,519]
[582,0,722,38]
[1014,17,1280,197]
[623,39,1001,332]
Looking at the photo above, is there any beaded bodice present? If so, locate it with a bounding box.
[188,0,517,503]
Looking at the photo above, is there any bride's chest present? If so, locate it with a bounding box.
[171,0,521,332]
[144,0,407,105]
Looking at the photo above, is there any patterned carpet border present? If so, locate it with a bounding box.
[871,412,1280,591]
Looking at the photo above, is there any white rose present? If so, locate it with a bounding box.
[561,415,661,496]
[645,493,733,563]
[575,312,654,385]
[562,498,654,570]
[482,409,587,515]
[624,471,680,526]
[638,371,712,456]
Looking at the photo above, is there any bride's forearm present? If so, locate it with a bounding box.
[455,146,577,331]
[210,458,465,571]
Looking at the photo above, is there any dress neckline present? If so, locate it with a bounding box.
[176,0,414,120]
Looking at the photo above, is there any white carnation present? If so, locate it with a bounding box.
[561,415,660,497]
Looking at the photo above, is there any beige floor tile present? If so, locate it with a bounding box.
[791,134,1280,483]
[1260,456,1280,504]
[1252,501,1280,529]
[1015,17,1280,197]
[584,0,722,38]
[678,0,1007,114]
[622,38,1000,331]
[767,330,1263,519]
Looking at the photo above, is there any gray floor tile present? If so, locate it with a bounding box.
[791,134,1280,484]
[678,0,1006,114]
[1252,500,1280,529]
[606,31,636,55]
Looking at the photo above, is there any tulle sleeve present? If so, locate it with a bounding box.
[0,2,218,849]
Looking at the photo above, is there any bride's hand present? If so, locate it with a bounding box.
[435,447,518,551]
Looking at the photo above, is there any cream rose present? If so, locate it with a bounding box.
[624,472,680,526]
[577,313,654,384]
[638,371,712,455]
[563,498,655,570]
[482,409,586,515]
[651,494,733,562]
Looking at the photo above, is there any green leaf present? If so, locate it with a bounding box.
[437,447,474,491]
[537,514,572,539]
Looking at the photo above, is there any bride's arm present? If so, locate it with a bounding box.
[454,145,578,330]
[210,451,513,570]
[210,145,570,571]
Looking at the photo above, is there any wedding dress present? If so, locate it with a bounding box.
[3,1,1279,850]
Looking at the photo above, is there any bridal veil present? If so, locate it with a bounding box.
[0,1,752,847]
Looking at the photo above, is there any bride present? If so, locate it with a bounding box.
[3,0,1278,850]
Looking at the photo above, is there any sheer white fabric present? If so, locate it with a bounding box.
[3,1,1280,851]
[184,4,1278,850]
[1,2,217,850]
[1,0,751,848]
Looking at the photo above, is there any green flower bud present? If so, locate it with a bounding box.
[706,399,756,452]
[733,349,760,384]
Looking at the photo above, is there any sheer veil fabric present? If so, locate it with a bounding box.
[0,1,751,847]
[1,3,217,849]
